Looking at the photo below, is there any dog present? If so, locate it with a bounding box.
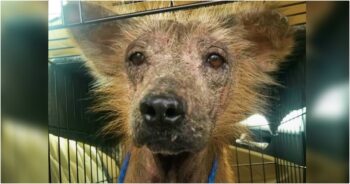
[69,1,294,182]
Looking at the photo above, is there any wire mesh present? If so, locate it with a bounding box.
[48,59,123,183]
[232,25,306,182]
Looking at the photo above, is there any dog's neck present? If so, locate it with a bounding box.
[123,143,235,182]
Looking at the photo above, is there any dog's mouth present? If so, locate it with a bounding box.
[133,125,204,155]
[133,118,210,155]
[153,151,191,173]
[145,136,192,155]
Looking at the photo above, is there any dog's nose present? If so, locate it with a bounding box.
[140,94,185,126]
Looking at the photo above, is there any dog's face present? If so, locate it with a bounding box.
[69,2,294,155]
[127,21,233,154]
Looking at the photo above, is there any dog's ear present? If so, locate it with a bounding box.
[65,2,125,76]
[235,6,295,72]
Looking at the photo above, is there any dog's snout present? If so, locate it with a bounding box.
[140,94,185,126]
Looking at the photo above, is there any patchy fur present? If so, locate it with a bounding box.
[69,1,294,182]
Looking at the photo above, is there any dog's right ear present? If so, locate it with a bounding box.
[65,2,125,76]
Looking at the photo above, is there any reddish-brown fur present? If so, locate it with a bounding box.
[69,1,294,182]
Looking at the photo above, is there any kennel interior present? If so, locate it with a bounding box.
[48,1,306,183]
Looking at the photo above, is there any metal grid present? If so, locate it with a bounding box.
[233,110,306,183]
[49,1,235,30]
[233,26,306,182]
[48,1,306,183]
[48,131,122,183]
[49,59,123,183]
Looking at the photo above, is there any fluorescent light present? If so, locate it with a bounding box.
[49,0,62,21]
[240,114,270,131]
[278,107,306,133]
[313,83,348,120]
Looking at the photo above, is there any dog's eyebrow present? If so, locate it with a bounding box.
[208,43,226,51]
[126,39,147,53]
[198,38,228,53]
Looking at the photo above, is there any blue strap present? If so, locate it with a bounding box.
[117,152,218,183]
[208,157,219,183]
[117,152,131,183]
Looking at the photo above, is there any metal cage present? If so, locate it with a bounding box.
[48,1,306,183]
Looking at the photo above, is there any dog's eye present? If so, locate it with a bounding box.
[129,52,145,66]
[206,53,225,69]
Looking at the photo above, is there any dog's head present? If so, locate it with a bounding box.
[69,2,294,155]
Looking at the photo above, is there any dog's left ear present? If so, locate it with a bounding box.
[235,7,295,72]
[64,2,127,76]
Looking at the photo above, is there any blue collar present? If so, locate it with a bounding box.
[208,157,219,183]
[117,152,218,183]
